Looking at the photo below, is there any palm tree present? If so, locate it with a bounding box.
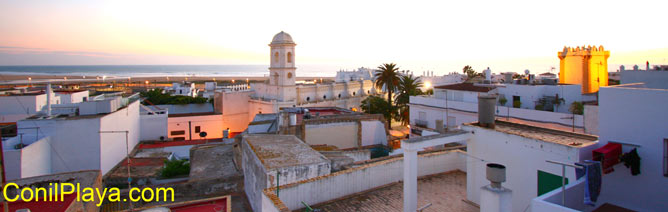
[462,65,477,81]
[395,75,423,125]
[374,63,400,127]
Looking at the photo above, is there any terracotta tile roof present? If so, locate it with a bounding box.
[434,83,495,92]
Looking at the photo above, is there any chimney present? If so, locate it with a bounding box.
[435,119,444,133]
[289,113,297,126]
[480,163,512,212]
[477,94,497,128]
[46,83,52,117]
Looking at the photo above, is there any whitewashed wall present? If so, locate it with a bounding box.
[217,91,252,132]
[305,122,358,149]
[140,111,168,141]
[410,96,584,130]
[463,125,595,212]
[531,178,586,212]
[267,150,466,211]
[168,114,223,140]
[19,137,52,179]
[361,120,387,146]
[55,90,89,104]
[2,150,21,180]
[620,70,668,89]
[583,105,598,135]
[594,86,668,211]
[17,115,101,176]
[99,101,141,175]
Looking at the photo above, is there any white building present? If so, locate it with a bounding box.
[335,67,375,82]
[532,83,668,211]
[0,91,60,124]
[242,134,331,212]
[410,82,585,132]
[463,121,599,212]
[619,64,668,89]
[54,89,89,104]
[139,104,168,141]
[165,82,198,97]
[214,32,377,135]
[156,103,225,140]
[2,94,141,180]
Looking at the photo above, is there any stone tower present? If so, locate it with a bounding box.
[269,31,297,101]
[558,45,610,93]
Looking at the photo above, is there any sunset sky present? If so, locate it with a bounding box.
[1,0,667,74]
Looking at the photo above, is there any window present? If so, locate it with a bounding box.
[287,52,292,63]
[274,52,279,62]
[306,97,310,101]
[173,137,186,141]
[338,94,341,98]
[418,111,426,121]
[352,92,356,96]
[170,130,185,136]
[664,139,668,177]
[323,95,327,99]
[195,126,201,133]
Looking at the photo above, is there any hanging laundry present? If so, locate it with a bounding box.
[592,143,622,174]
[620,148,641,176]
[575,160,602,206]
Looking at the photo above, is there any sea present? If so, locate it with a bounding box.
[0,64,341,77]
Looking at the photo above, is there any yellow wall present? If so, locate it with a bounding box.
[558,46,610,93]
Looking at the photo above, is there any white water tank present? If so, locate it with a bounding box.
[289,113,297,126]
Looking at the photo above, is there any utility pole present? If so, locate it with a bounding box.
[99,131,132,211]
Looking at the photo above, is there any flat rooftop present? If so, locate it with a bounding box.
[312,170,476,212]
[244,135,329,169]
[465,120,598,147]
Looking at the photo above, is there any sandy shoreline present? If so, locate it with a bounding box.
[0,74,334,84]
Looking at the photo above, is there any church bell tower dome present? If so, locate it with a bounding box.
[271,31,295,45]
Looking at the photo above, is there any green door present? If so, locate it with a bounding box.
[537,170,568,196]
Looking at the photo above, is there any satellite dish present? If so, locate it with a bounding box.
[199,132,207,138]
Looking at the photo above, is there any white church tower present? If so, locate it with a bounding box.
[269,31,297,102]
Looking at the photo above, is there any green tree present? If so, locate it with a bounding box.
[395,75,423,125]
[374,63,400,127]
[140,88,208,105]
[361,96,394,123]
[569,101,584,115]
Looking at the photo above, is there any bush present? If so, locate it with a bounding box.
[535,104,544,110]
[160,159,190,178]
[140,88,208,105]
[513,100,522,108]
[498,97,507,106]
[569,102,584,115]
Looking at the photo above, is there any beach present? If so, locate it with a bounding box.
[0,73,334,86]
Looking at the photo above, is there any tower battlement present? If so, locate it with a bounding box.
[558,45,610,93]
[558,45,609,58]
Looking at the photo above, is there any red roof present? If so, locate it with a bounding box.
[9,194,76,212]
[434,83,495,93]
